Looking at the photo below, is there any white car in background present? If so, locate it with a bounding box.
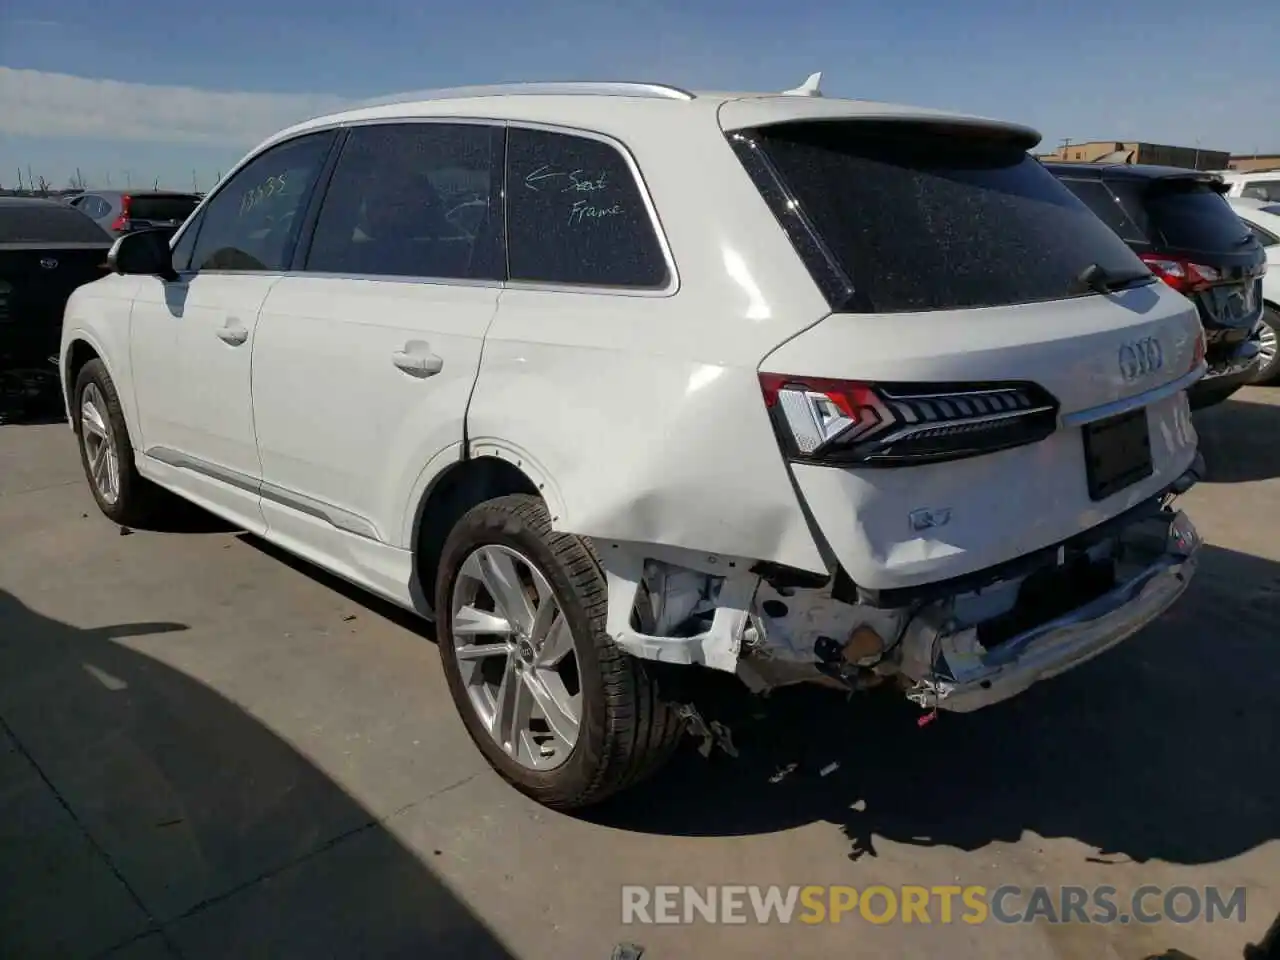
[61,78,1205,809]
[1218,169,1280,204]
[1227,197,1280,383]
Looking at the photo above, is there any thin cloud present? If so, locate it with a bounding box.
[0,67,356,146]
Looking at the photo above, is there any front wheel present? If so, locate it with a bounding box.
[73,359,161,526]
[434,494,685,809]
[1254,306,1279,385]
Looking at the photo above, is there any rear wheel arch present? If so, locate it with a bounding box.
[412,455,542,617]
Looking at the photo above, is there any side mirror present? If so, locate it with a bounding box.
[107,229,179,282]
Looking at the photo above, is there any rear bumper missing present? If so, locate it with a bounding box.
[897,509,1200,713]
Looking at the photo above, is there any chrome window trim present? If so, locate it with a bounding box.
[177,115,681,296]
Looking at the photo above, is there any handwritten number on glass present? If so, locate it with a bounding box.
[239,172,289,217]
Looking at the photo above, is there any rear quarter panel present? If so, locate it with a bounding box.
[467,111,834,572]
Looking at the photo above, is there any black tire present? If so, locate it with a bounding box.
[72,358,162,526]
[1254,305,1280,385]
[434,494,685,809]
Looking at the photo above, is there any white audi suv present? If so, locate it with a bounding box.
[61,78,1206,808]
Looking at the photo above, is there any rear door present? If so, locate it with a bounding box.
[251,120,504,558]
[730,119,1203,591]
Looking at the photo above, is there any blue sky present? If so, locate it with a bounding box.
[2,0,1278,191]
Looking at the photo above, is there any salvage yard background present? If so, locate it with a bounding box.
[1,389,1278,960]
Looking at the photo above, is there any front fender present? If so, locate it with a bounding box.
[60,279,143,445]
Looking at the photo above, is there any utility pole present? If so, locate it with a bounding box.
[16,167,24,191]
[124,169,132,188]
[75,167,84,189]
[192,169,198,191]
[105,170,112,187]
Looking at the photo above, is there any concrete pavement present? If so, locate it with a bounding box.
[1,390,1278,959]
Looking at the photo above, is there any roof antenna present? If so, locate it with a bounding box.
[782,71,823,97]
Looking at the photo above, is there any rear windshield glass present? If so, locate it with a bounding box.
[1112,180,1252,252]
[128,195,200,222]
[748,122,1148,313]
[0,204,112,243]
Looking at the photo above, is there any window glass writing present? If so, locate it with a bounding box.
[506,128,667,288]
[189,132,334,272]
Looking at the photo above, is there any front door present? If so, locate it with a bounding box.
[129,130,338,530]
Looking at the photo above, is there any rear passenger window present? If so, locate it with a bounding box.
[305,123,504,281]
[505,128,668,288]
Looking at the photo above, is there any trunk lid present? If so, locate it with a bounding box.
[737,118,1203,592]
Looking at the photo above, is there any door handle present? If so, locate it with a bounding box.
[217,322,249,346]
[392,344,444,378]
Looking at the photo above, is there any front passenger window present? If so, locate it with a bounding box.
[189,131,335,273]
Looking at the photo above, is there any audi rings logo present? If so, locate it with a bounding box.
[39,258,58,270]
[1118,337,1164,382]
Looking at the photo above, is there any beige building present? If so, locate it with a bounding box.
[1038,140,1230,171]
[1228,153,1280,173]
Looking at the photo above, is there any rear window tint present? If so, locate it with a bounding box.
[0,204,111,243]
[1112,180,1252,252]
[744,123,1147,313]
[128,195,200,222]
[1057,179,1147,243]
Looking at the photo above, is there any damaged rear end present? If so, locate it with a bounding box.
[605,108,1205,714]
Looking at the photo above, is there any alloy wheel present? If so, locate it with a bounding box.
[449,544,582,770]
[79,383,120,505]
[1257,318,1278,376]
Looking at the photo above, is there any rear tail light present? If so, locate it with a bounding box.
[110,194,133,232]
[1140,254,1220,294]
[759,375,1059,467]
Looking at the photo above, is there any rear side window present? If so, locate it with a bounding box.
[505,128,669,288]
[1242,181,1280,203]
[0,204,111,243]
[1113,180,1252,252]
[1057,179,1146,243]
[305,122,503,280]
[741,122,1147,313]
[129,194,200,223]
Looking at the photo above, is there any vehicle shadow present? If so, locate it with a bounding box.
[1195,393,1280,483]
[589,543,1279,868]
[0,588,513,959]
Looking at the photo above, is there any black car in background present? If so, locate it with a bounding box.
[1045,162,1267,408]
[1,198,112,423]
